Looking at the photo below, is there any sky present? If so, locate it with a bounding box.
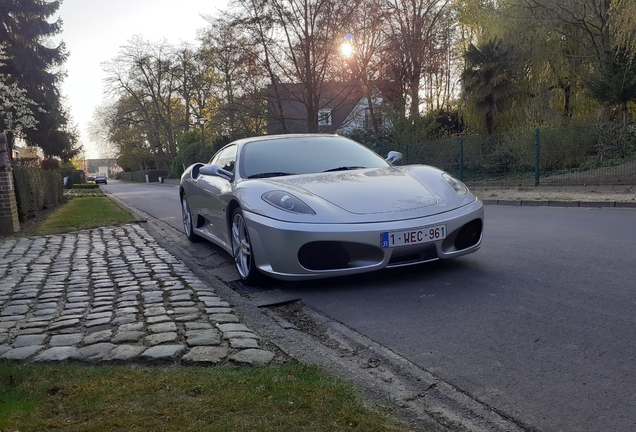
[56,0,228,159]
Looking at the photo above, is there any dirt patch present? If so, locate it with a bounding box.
[270,302,344,352]
[0,205,60,240]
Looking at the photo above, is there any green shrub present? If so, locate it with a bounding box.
[12,166,64,221]
[40,157,61,170]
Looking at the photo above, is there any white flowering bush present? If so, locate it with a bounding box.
[0,44,40,134]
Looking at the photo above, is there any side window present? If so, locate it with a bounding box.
[211,145,237,172]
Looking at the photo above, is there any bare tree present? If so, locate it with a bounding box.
[199,17,266,139]
[385,0,452,119]
[264,0,360,132]
[520,0,612,61]
[230,0,289,133]
[102,36,186,166]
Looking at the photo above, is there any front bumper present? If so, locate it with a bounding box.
[243,199,484,281]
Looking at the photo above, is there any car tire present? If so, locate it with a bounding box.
[231,207,262,285]
[181,195,202,243]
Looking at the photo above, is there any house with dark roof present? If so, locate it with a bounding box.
[267,81,396,135]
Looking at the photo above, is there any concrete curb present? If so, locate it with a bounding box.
[483,199,636,208]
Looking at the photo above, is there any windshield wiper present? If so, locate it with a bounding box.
[248,172,295,179]
[322,166,365,172]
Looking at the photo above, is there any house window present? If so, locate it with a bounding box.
[364,110,382,130]
[318,109,332,126]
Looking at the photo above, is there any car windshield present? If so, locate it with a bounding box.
[241,136,389,179]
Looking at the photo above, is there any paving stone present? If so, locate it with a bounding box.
[13,334,47,348]
[230,338,260,349]
[119,322,145,332]
[203,300,231,308]
[208,314,240,324]
[186,329,221,346]
[103,344,145,361]
[86,311,112,320]
[75,343,116,361]
[0,333,7,344]
[141,344,186,362]
[181,346,228,365]
[145,332,178,346]
[86,318,112,328]
[50,333,83,347]
[148,322,177,333]
[15,327,48,336]
[111,315,137,326]
[33,346,79,362]
[2,345,44,360]
[223,331,260,340]
[185,322,213,330]
[145,306,166,316]
[1,305,29,316]
[83,330,113,345]
[33,308,57,316]
[0,346,10,356]
[229,349,274,366]
[217,323,251,333]
[49,319,80,331]
[173,307,199,315]
[112,330,145,343]
[146,315,171,324]
[174,313,200,322]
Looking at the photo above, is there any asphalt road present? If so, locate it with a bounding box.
[105,180,636,431]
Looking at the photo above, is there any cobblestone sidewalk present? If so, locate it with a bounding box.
[0,223,274,365]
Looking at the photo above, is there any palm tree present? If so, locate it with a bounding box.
[461,39,516,135]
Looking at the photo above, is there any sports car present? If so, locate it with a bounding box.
[179,134,483,284]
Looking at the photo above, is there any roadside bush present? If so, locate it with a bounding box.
[41,157,61,170]
[12,166,64,221]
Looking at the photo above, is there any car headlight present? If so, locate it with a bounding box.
[442,173,469,196]
[262,191,316,215]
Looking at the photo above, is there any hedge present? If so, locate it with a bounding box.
[12,166,65,221]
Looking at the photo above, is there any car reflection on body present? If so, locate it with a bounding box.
[179,134,483,284]
[95,175,107,184]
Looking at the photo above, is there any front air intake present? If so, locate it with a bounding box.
[298,242,350,270]
[454,219,483,250]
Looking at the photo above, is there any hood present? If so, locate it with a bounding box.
[265,167,438,215]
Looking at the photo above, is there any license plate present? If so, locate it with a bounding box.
[381,224,446,248]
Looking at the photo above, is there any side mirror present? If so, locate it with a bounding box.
[386,151,403,165]
[199,164,234,181]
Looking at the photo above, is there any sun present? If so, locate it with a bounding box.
[340,42,354,58]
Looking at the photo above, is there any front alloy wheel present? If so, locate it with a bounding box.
[182,195,201,242]
[231,208,261,285]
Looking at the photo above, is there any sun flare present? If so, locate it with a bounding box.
[340,42,354,58]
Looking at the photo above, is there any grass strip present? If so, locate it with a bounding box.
[0,361,415,432]
[35,196,136,235]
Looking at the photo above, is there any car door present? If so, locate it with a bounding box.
[196,145,237,249]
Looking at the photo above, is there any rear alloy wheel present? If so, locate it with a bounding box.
[181,195,201,242]
[231,207,261,285]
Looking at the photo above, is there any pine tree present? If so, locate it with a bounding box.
[0,0,78,158]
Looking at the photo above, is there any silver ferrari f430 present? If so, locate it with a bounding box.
[180,134,483,284]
